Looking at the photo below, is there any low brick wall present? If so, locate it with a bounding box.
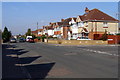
[34,39,41,42]
[48,40,58,44]
[47,40,108,45]
[108,35,120,44]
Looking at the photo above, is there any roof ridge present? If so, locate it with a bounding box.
[82,8,118,21]
[93,8,118,21]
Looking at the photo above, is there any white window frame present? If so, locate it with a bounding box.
[103,22,108,27]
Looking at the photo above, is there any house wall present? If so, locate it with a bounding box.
[88,32,105,40]
[76,16,82,22]
[63,27,68,39]
[53,26,62,37]
[69,18,76,24]
[61,27,63,36]
[38,32,43,35]
[71,24,78,34]
[43,29,47,35]
[48,30,54,36]
[88,22,118,34]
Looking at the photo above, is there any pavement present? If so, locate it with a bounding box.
[2,42,119,79]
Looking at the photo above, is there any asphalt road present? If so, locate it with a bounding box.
[2,42,119,79]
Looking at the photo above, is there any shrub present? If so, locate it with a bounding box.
[99,30,108,41]
[48,36,53,39]
[53,37,57,40]
[116,33,120,35]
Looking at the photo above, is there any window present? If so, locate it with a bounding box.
[80,22,84,27]
[86,22,88,25]
[103,22,108,27]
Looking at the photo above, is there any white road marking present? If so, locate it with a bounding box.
[82,49,119,57]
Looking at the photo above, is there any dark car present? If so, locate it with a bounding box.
[10,38,17,43]
[28,38,34,43]
[18,38,25,42]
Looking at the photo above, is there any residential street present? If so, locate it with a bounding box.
[2,43,119,79]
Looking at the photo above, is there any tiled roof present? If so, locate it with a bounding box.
[32,29,43,34]
[56,22,63,26]
[62,18,72,26]
[78,16,85,21]
[50,22,56,26]
[73,17,77,22]
[31,31,38,34]
[79,8,118,22]
[44,26,54,30]
[37,29,43,32]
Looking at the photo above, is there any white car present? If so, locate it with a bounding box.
[10,38,17,43]
[77,37,91,40]
[26,36,33,42]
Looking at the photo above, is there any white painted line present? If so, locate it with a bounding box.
[82,49,119,57]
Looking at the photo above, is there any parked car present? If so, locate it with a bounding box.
[18,38,26,42]
[10,38,17,43]
[28,38,34,43]
[77,37,91,40]
[26,36,32,42]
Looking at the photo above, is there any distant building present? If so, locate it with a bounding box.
[43,26,54,36]
[31,29,43,37]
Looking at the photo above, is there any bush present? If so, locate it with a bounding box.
[48,36,53,39]
[58,40,62,44]
[41,35,47,42]
[99,30,108,41]
[108,34,114,35]
[116,33,120,35]
[37,37,41,40]
[53,37,57,40]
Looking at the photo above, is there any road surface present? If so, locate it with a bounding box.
[2,42,119,79]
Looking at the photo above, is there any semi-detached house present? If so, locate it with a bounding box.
[69,7,119,40]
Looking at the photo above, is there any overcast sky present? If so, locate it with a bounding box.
[2,2,118,35]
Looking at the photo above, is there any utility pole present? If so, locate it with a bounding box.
[47,26,48,43]
[37,22,38,37]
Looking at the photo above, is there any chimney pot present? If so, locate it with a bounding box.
[85,7,89,13]
[61,19,64,22]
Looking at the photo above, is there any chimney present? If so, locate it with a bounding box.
[50,22,52,25]
[43,26,45,29]
[61,19,64,22]
[85,7,89,13]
